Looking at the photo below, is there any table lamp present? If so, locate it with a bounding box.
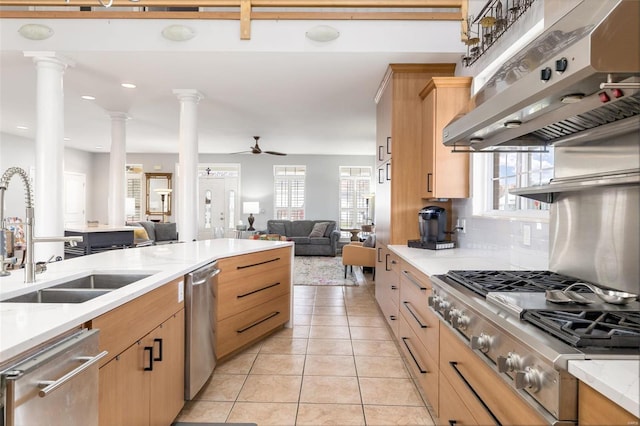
[243,202,260,231]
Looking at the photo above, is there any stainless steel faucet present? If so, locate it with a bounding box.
[0,167,83,283]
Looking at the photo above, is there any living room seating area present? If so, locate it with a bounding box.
[266,220,341,256]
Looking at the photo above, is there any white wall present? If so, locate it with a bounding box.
[91,152,375,231]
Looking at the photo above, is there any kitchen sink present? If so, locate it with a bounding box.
[3,288,113,303]
[1,272,154,303]
[51,273,153,290]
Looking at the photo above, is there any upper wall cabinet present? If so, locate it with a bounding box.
[419,77,472,199]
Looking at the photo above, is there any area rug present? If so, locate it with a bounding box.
[293,256,357,286]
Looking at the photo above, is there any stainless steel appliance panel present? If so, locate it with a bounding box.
[185,261,219,400]
[550,184,639,294]
[1,329,106,426]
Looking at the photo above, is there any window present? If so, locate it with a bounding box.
[125,164,143,221]
[339,166,372,229]
[473,148,554,217]
[274,166,306,220]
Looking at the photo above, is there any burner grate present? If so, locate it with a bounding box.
[447,270,590,296]
[522,310,640,348]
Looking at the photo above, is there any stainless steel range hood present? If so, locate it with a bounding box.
[443,0,640,151]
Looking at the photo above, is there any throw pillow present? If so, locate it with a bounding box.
[155,222,177,242]
[269,222,286,236]
[309,222,329,238]
[363,234,376,248]
[133,227,149,241]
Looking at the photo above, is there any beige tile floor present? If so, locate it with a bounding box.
[175,268,435,426]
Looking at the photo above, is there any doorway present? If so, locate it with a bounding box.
[64,172,86,227]
[197,164,240,240]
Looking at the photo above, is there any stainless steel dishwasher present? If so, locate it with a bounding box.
[184,261,220,400]
[1,328,107,426]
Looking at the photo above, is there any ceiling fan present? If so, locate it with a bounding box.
[233,136,287,156]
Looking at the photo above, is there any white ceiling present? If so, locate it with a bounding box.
[0,17,466,156]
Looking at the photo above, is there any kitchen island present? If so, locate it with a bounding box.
[0,238,293,363]
[386,245,639,423]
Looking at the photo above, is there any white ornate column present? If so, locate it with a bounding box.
[173,89,204,242]
[24,52,74,261]
[107,112,129,226]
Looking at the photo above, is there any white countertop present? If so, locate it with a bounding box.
[64,224,136,233]
[388,244,639,418]
[568,360,640,418]
[0,238,293,363]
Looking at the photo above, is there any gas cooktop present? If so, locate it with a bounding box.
[447,270,593,296]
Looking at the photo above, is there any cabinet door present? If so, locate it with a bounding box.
[149,310,185,426]
[375,246,399,336]
[422,89,436,198]
[99,341,150,426]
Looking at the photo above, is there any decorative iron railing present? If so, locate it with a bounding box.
[462,0,536,67]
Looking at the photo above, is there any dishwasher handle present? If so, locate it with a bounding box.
[189,262,220,286]
[36,350,108,397]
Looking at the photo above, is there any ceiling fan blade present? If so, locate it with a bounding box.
[265,151,287,156]
[230,150,252,154]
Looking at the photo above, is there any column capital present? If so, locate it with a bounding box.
[173,89,204,103]
[24,51,75,70]
[107,111,131,121]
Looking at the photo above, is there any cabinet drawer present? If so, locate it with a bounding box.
[438,371,485,426]
[91,278,184,367]
[399,315,438,416]
[216,293,290,359]
[217,247,291,284]
[440,326,546,426]
[399,260,432,291]
[399,297,439,362]
[216,265,290,320]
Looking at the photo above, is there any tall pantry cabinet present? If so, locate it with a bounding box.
[374,64,456,331]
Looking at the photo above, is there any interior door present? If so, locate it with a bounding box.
[64,172,86,227]
[198,177,226,239]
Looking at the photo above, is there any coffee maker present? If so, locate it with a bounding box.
[408,206,455,250]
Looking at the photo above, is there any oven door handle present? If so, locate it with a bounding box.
[449,361,502,426]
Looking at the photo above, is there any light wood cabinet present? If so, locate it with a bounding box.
[374,63,456,247]
[214,246,292,359]
[374,245,400,337]
[439,325,546,426]
[98,310,185,426]
[420,77,472,199]
[578,381,640,425]
[92,278,185,426]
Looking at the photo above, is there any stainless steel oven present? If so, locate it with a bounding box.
[430,270,640,425]
[1,329,107,426]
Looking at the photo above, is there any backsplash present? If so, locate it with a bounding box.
[451,198,549,270]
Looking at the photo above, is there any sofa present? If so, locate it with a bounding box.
[128,221,180,245]
[266,220,341,256]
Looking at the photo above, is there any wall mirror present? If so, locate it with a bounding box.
[145,172,172,216]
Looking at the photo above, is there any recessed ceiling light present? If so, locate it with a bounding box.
[121,82,136,89]
[16,125,29,130]
[64,137,71,141]
[81,95,96,100]
[95,145,104,150]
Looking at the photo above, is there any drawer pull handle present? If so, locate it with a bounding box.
[144,346,154,371]
[401,337,427,374]
[449,362,502,425]
[153,338,163,362]
[448,421,457,426]
[402,270,427,291]
[237,311,280,334]
[389,315,397,321]
[36,350,108,397]
[237,282,281,298]
[403,302,428,328]
[236,257,281,270]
